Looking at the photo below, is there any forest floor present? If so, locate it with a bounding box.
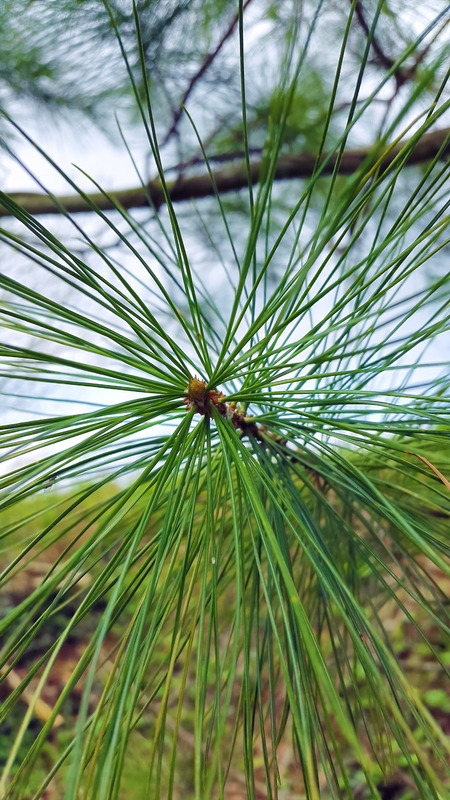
[1,486,449,800]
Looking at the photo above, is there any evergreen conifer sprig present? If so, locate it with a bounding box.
[0,1,449,798]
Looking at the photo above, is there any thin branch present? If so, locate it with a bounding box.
[160,0,255,148]
[1,126,448,218]
[353,0,408,88]
[354,2,398,70]
[352,1,449,90]
[167,146,263,172]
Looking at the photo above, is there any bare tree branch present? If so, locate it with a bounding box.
[160,0,255,148]
[353,1,405,85]
[352,1,449,90]
[1,126,448,219]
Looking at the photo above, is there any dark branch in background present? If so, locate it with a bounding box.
[160,0,255,148]
[353,0,406,87]
[1,126,448,218]
[167,146,264,172]
[352,0,446,90]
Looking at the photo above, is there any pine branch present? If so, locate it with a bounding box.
[1,126,448,218]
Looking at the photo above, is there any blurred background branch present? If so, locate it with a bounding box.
[1,125,448,217]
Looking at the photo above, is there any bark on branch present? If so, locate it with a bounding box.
[1,127,448,219]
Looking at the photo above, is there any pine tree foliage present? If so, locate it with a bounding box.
[0,1,449,798]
